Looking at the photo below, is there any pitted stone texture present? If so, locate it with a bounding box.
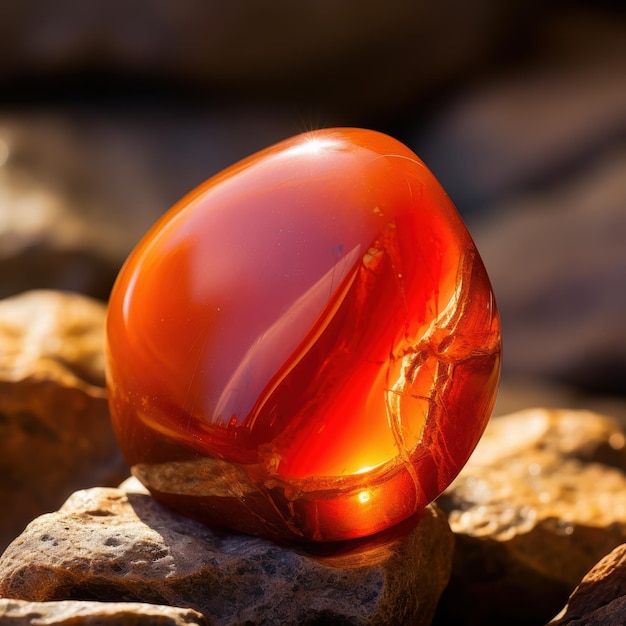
[0,290,127,551]
[0,479,453,626]
[549,543,626,626]
[0,598,208,625]
[435,408,626,626]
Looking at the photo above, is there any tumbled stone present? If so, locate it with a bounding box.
[106,127,501,543]
[0,478,453,625]
[0,598,207,626]
[549,543,626,625]
[0,290,127,551]
[435,408,626,626]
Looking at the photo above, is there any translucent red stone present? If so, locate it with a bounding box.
[105,128,501,542]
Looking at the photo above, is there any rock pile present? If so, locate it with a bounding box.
[2,290,626,623]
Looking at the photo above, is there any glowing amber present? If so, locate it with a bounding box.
[105,128,501,542]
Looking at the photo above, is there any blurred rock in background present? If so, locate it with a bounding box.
[0,1,625,405]
[412,8,626,399]
[0,1,525,117]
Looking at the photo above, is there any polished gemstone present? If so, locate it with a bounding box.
[105,128,501,542]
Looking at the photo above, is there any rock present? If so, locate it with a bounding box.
[0,290,127,551]
[434,408,626,626]
[549,543,626,626]
[0,598,208,625]
[0,479,453,626]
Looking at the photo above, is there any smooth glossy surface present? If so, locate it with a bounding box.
[106,128,501,542]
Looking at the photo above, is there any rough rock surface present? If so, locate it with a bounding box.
[0,478,454,626]
[0,598,207,625]
[549,543,626,626]
[435,408,626,626]
[0,290,127,551]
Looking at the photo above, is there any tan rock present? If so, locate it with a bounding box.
[435,407,626,626]
[0,290,127,551]
[549,543,626,625]
[0,598,208,625]
[0,479,453,625]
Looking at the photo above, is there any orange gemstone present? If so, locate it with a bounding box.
[105,128,501,542]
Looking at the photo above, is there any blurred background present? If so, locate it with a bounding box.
[0,0,624,418]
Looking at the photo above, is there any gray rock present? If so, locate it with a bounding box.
[0,290,127,551]
[0,478,454,625]
[0,598,208,625]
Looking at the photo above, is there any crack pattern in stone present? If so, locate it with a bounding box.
[106,128,501,542]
